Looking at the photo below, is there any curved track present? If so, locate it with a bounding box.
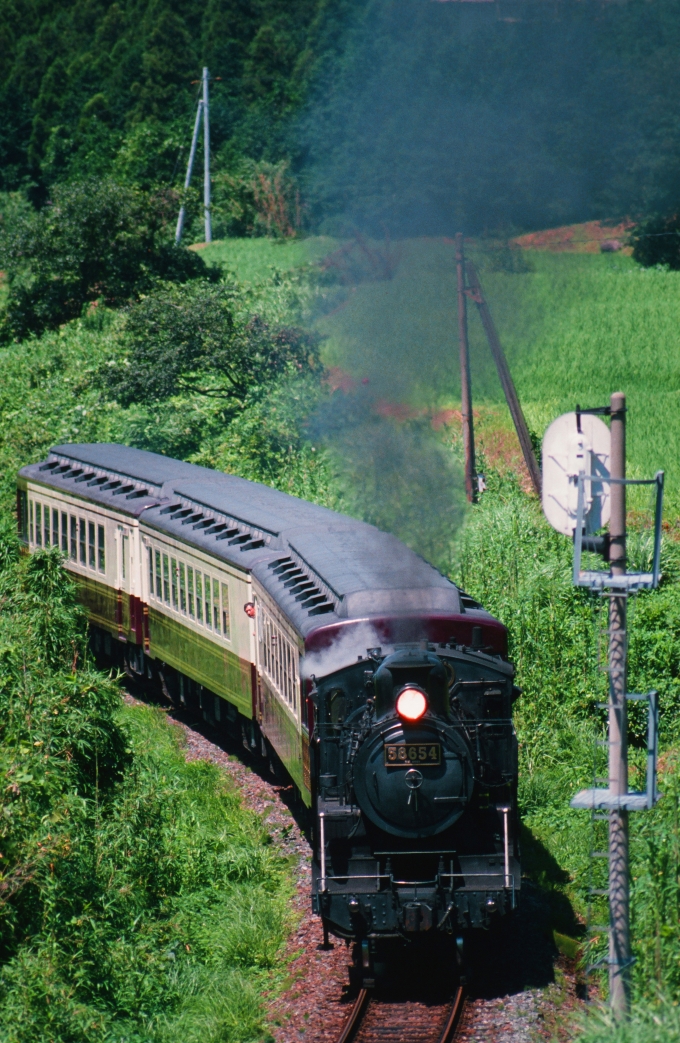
[337,984,466,1043]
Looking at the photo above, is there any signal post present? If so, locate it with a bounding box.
[608,392,630,1013]
[541,391,664,1018]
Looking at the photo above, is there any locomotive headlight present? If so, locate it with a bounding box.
[396,686,428,722]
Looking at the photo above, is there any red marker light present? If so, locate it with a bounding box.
[396,687,427,722]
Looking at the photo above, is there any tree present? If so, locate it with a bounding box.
[102,279,321,407]
[631,214,680,269]
[0,178,214,341]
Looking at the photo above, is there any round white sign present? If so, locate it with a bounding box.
[542,412,611,537]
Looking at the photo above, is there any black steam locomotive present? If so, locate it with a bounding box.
[19,443,520,975]
[311,639,519,963]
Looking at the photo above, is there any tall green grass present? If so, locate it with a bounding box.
[455,475,680,1030]
[0,539,293,1043]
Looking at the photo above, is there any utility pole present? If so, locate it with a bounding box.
[466,261,542,497]
[175,99,204,245]
[203,65,212,244]
[608,390,630,1015]
[456,233,476,503]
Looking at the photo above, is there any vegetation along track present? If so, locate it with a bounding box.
[337,984,467,1043]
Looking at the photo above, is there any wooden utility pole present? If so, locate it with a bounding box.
[203,66,212,244]
[465,261,542,497]
[175,99,204,245]
[456,234,476,503]
[608,390,630,1015]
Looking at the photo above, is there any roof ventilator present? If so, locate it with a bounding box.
[112,484,136,496]
[181,512,203,525]
[159,503,182,515]
[215,527,240,541]
[267,557,335,615]
[126,488,149,500]
[239,538,265,551]
[74,472,96,484]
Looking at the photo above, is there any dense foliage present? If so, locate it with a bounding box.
[6,1,680,234]
[0,180,212,340]
[103,279,321,407]
[0,538,292,1043]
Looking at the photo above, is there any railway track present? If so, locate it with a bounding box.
[337,983,466,1043]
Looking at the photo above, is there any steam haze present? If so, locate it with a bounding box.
[298,0,679,237]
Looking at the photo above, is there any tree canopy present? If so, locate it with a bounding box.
[102,279,321,407]
[0,179,213,340]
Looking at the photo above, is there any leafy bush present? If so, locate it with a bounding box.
[211,158,302,239]
[0,538,292,1042]
[632,215,680,269]
[0,179,214,341]
[102,279,321,408]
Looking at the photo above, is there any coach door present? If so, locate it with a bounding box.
[116,525,131,640]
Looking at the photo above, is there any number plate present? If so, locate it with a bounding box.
[384,743,441,767]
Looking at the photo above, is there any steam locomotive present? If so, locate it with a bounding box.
[17,443,520,972]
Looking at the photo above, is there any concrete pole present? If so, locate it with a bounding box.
[203,66,212,244]
[175,99,204,245]
[608,390,629,1015]
[456,234,476,503]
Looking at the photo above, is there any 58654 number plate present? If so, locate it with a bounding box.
[384,743,441,767]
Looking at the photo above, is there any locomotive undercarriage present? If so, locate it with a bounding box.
[312,814,520,937]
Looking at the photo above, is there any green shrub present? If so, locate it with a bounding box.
[0,180,213,341]
[631,215,680,269]
[101,278,322,408]
[0,538,292,1042]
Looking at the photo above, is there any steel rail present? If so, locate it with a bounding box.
[437,985,466,1043]
[336,988,370,1043]
[334,984,466,1043]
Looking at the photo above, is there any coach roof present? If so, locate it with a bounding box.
[21,443,462,632]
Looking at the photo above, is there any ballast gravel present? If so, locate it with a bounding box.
[135,700,584,1043]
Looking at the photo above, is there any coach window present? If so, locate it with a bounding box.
[70,516,77,560]
[204,576,212,628]
[44,506,50,547]
[196,572,203,623]
[35,504,42,547]
[212,580,220,632]
[98,525,105,573]
[221,583,230,639]
[147,547,153,594]
[171,558,178,609]
[179,562,187,613]
[79,519,86,565]
[52,508,59,549]
[155,550,162,599]
[188,567,195,618]
[88,521,96,569]
[61,512,67,553]
[162,554,170,603]
[29,501,34,544]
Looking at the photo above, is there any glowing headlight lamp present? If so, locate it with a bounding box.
[395,686,428,722]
